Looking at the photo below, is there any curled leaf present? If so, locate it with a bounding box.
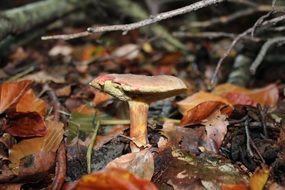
[178,92,232,126]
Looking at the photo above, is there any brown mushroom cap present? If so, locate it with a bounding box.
[90,74,187,102]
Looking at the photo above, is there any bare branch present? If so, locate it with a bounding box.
[42,0,225,40]
[41,31,90,40]
[211,14,285,86]
[250,36,285,74]
[173,31,260,41]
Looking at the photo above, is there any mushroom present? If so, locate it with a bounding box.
[90,74,187,152]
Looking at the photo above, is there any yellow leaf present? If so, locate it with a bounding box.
[249,167,270,190]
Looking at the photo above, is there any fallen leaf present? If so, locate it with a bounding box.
[16,89,46,116]
[0,80,32,114]
[221,183,249,190]
[21,71,65,83]
[9,120,64,172]
[49,44,73,57]
[106,148,154,180]
[0,183,22,190]
[213,83,279,107]
[178,91,232,126]
[93,90,112,106]
[178,91,232,115]
[74,167,158,190]
[55,85,72,97]
[249,167,270,190]
[202,110,229,152]
[4,112,47,137]
[112,44,139,60]
[153,148,249,190]
[93,125,128,150]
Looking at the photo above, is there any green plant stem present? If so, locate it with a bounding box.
[87,121,100,173]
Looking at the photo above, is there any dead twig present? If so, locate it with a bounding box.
[173,31,260,41]
[42,0,225,40]
[245,119,254,157]
[250,36,285,74]
[211,14,285,86]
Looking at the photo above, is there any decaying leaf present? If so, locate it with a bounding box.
[0,80,32,114]
[153,148,249,190]
[178,91,232,126]
[16,89,46,116]
[249,167,270,190]
[213,83,279,107]
[4,112,47,137]
[202,110,229,152]
[106,148,154,180]
[74,167,158,190]
[9,120,64,172]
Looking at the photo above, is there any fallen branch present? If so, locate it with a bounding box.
[0,0,95,41]
[250,36,285,74]
[173,31,260,41]
[42,0,225,41]
[211,14,285,86]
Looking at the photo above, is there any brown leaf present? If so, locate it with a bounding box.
[202,110,229,152]
[9,120,64,172]
[75,167,158,190]
[106,148,154,180]
[249,167,270,190]
[4,112,47,137]
[0,80,32,114]
[213,83,279,107]
[16,89,46,116]
[178,92,232,126]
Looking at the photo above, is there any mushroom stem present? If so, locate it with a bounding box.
[128,100,149,152]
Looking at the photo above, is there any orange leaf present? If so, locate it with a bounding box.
[249,167,270,190]
[4,112,47,137]
[16,89,46,116]
[213,83,279,107]
[75,168,158,190]
[178,92,232,126]
[221,183,249,190]
[9,120,64,172]
[0,80,32,114]
[93,90,112,106]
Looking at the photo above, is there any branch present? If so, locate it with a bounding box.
[250,37,285,74]
[210,14,285,86]
[42,0,225,40]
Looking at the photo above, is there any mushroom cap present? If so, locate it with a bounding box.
[90,74,187,102]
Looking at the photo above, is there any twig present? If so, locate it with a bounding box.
[211,14,285,86]
[257,104,269,138]
[45,84,61,120]
[173,31,260,41]
[245,119,254,157]
[50,143,66,190]
[250,36,285,74]
[42,0,225,40]
[41,31,90,40]
[249,138,266,163]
